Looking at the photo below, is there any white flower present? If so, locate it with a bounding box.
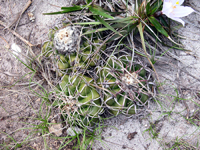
[162,0,194,26]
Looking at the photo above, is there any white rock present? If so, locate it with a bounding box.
[11,43,21,56]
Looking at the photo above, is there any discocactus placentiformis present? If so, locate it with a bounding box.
[97,53,155,116]
[41,22,156,130]
[56,73,104,127]
[42,26,106,76]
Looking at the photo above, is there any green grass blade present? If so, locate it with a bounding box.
[44,5,85,15]
[61,5,85,10]
[95,16,122,36]
[89,5,114,19]
[43,11,67,15]
[148,16,168,37]
[75,22,102,25]
[148,16,181,45]
[83,28,109,35]
[107,16,134,23]
[150,0,163,15]
[86,0,92,4]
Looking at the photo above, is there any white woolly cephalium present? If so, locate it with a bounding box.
[54,26,80,54]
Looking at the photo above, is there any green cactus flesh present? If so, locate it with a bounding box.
[58,74,103,126]
[42,41,53,57]
[98,55,151,116]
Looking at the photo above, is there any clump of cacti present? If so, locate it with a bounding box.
[41,25,155,129]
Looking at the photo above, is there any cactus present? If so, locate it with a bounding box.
[97,53,155,116]
[41,41,54,57]
[41,23,155,129]
[79,35,106,67]
[55,36,106,75]
[56,73,104,127]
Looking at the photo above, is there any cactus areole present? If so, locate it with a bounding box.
[54,26,80,54]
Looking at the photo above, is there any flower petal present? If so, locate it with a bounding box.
[169,17,185,26]
[162,2,173,17]
[178,0,184,5]
[171,0,184,6]
[170,6,194,18]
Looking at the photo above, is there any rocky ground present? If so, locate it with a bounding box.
[0,0,200,150]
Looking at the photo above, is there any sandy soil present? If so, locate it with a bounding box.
[0,0,200,150]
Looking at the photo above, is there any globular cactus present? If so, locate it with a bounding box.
[97,52,155,116]
[42,26,106,75]
[56,73,104,127]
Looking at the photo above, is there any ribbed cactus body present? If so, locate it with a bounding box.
[97,54,152,116]
[58,74,104,126]
[42,41,54,57]
[79,37,106,67]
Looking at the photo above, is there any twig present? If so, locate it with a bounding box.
[0,71,21,77]
[9,0,32,30]
[0,20,33,47]
[0,35,9,48]
[48,3,61,8]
